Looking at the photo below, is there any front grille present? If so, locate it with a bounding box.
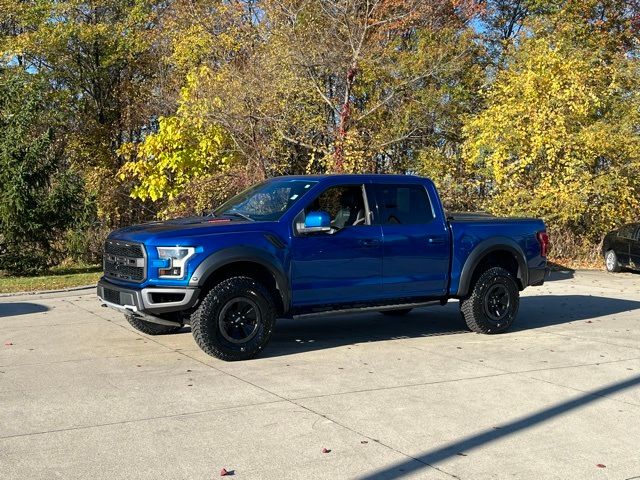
[103,288,121,304]
[104,240,144,259]
[103,239,146,282]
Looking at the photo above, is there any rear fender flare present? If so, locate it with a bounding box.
[456,237,528,298]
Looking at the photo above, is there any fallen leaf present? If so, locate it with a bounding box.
[220,467,230,476]
[596,464,606,468]
[322,448,331,454]
[360,441,368,444]
[4,341,13,346]
[457,452,467,456]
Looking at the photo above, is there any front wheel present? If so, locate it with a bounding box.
[605,250,621,273]
[190,276,277,361]
[460,267,519,334]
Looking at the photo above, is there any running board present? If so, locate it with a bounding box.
[293,300,445,320]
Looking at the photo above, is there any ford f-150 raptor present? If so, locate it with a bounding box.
[97,175,549,360]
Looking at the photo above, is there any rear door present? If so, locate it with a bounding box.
[614,225,633,266]
[373,182,450,299]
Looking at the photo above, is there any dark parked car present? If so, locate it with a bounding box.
[602,223,640,272]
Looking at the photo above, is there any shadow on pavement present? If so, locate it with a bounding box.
[514,294,640,330]
[545,269,575,282]
[357,374,640,480]
[0,302,49,318]
[258,295,640,358]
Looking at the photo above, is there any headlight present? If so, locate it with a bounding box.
[156,247,195,278]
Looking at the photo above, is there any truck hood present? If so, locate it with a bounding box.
[108,216,276,245]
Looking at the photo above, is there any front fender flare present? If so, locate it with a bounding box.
[189,247,290,311]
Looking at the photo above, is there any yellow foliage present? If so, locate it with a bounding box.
[118,68,236,202]
[463,29,640,240]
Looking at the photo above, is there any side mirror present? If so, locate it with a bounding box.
[298,210,331,234]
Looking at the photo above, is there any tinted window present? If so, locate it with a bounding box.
[375,185,434,225]
[618,225,636,239]
[305,185,368,228]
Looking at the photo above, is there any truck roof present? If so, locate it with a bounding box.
[271,174,424,182]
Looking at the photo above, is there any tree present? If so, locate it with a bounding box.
[0,0,170,226]
[0,71,86,274]
[119,0,485,210]
[463,6,640,254]
[118,67,239,205]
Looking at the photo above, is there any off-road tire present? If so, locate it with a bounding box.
[125,314,182,335]
[460,266,519,334]
[190,276,276,361]
[605,250,621,273]
[381,308,413,316]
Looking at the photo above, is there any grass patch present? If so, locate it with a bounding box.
[0,264,102,294]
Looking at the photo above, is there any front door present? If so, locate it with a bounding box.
[290,184,383,308]
[373,183,450,299]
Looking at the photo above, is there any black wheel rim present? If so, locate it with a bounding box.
[218,297,260,344]
[483,284,511,322]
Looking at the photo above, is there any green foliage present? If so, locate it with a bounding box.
[0,71,86,274]
[1,0,169,226]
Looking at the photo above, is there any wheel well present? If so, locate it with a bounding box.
[471,250,523,290]
[201,261,285,314]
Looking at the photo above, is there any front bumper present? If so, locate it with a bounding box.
[97,278,199,325]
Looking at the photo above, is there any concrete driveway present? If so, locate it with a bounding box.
[1,270,640,480]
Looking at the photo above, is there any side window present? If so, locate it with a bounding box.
[619,225,634,239]
[305,185,368,228]
[375,185,434,225]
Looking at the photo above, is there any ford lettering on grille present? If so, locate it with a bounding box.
[103,240,146,282]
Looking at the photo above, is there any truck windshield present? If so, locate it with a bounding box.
[213,179,319,221]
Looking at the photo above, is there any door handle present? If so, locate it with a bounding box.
[426,236,445,245]
[360,239,380,247]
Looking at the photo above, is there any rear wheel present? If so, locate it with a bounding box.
[605,250,621,273]
[190,276,276,361]
[380,308,412,316]
[125,314,183,335]
[460,267,519,334]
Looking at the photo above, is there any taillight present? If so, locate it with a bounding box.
[537,231,550,257]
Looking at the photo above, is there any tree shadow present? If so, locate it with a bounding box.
[260,294,640,358]
[356,374,640,480]
[0,302,49,318]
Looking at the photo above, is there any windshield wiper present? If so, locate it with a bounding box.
[223,211,254,222]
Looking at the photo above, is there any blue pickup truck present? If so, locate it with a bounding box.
[97,175,548,360]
